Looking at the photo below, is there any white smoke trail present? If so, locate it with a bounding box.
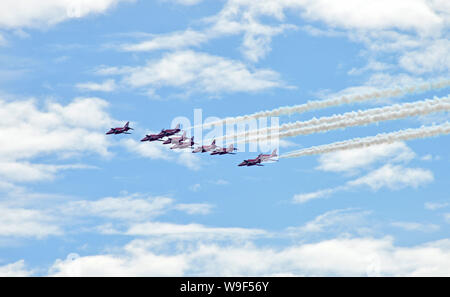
[216,95,450,143]
[190,79,450,130]
[235,95,450,144]
[280,122,450,159]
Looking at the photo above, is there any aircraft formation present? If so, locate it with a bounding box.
[106,122,278,167]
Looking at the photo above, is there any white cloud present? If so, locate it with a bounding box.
[121,1,297,62]
[0,206,62,238]
[117,0,450,77]
[76,79,117,92]
[205,1,299,62]
[98,51,288,95]
[296,0,443,34]
[125,222,267,240]
[0,34,7,46]
[399,39,450,74]
[239,24,296,62]
[189,183,201,192]
[121,138,170,161]
[63,194,174,221]
[421,154,433,161]
[120,30,209,52]
[287,208,371,234]
[317,142,415,173]
[0,0,133,29]
[211,0,447,49]
[348,164,434,190]
[445,213,450,223]
[0,161,95,183]
[0,97,114,183]
[48,236,450,276]
[49,251,187,276]
[211,179,229,185]
[0,97,113,160]
[164,0,204,5]
[425,201,449,210]
[290,0,450,75]
[175,203,214,215]
[0,260,33,277]
[294,164,434,203]
[175,150,202,171]
[391,221,440,232]
[293,187,340,204]
[215,0,450,76]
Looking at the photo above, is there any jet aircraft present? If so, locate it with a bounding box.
[192,140,217,153]
[238,149,278,167]
[171,137,196,149]
[163,131,187,145]
[141,131,165,142]
[106,122,133,135]
[210,144,237,155]
[238,156,263,167]
[258,149,278,162]
[161,124,181,137]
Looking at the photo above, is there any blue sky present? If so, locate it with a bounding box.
[0,0,450,276]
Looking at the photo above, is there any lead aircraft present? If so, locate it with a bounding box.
[106,122,133,135]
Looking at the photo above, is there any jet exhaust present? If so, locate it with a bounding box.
[234,95,450,144]
[189,79,450,130]
[280,122,450,159]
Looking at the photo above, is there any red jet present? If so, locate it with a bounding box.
[171,137,196,149]
[238,149,278,167]
[163,131,187,145]
[238,155,263,166]
[161,124,181,137]
[192,139,217,153]
[141,131,165,142]
[210,144,237,155]
[106,122,133,135]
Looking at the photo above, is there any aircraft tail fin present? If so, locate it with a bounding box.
[227,144,234,152]
[175,123,180,130]
[272,149,278,156]
[124,121,129,128]
[212,139,216,145]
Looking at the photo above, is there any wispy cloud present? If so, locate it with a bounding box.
[316,142,415,174]
[0,260,33,277]
[97,50,289,96]
[0,0,133,29]
[174,203,213,215]
[62,194,174,221]
[391,221,440,232]
[294,164,434,203]
[0,97,115,183]
[76,79,117,92]
[425,201,449,210]
[286,208,373,235]
[125,222,267,240]
[0,205,62,238]
[120,30,209,52]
